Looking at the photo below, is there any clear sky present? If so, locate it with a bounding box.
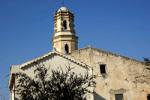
[0,0,150,99]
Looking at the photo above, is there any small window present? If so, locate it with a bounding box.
[65,44,69,54]
[147,94,150,100]
[63,20,67,30]
[115,94,123,100]
[100,64,106,74]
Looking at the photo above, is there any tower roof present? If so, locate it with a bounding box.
[57,6,70,12]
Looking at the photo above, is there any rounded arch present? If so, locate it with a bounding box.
[65,44,69,54]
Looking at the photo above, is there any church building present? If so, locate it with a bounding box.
[9,6,150,100]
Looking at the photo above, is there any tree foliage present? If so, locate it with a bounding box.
[15,65,94,100]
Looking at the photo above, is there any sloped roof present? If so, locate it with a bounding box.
[16,51,90,69]
[72,47,145,64]
[9,47,146,90]
[9,51,91,90]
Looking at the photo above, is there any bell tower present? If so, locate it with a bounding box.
[52,6,78,54]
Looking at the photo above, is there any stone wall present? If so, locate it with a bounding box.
[70,47,150,100]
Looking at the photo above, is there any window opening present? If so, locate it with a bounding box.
[63,20,67,30]
[115,94,123,100]
[65,44,69,54]
[147,94,150,100]
[100,64,106,74]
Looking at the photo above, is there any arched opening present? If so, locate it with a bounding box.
[65,44,69,54]
[63,20,67,30]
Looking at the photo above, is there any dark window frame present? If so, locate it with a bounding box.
[115,94,124,100]
[100,64,106,74]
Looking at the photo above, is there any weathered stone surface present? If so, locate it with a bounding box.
[70,47,150,100]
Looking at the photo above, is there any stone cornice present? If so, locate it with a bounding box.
[53,35,78,40]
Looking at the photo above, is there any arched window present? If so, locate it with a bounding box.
[65,44,69,54]
[63,20,67,30]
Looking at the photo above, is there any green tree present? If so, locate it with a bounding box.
[15,65,95,100]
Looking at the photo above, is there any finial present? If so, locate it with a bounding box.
[61,0,65,6]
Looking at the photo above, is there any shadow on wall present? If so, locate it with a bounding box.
[94,92,106,100]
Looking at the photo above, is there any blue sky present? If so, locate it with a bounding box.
[0,0,150,99]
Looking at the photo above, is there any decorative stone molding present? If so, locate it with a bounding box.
[109,88,126,94]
